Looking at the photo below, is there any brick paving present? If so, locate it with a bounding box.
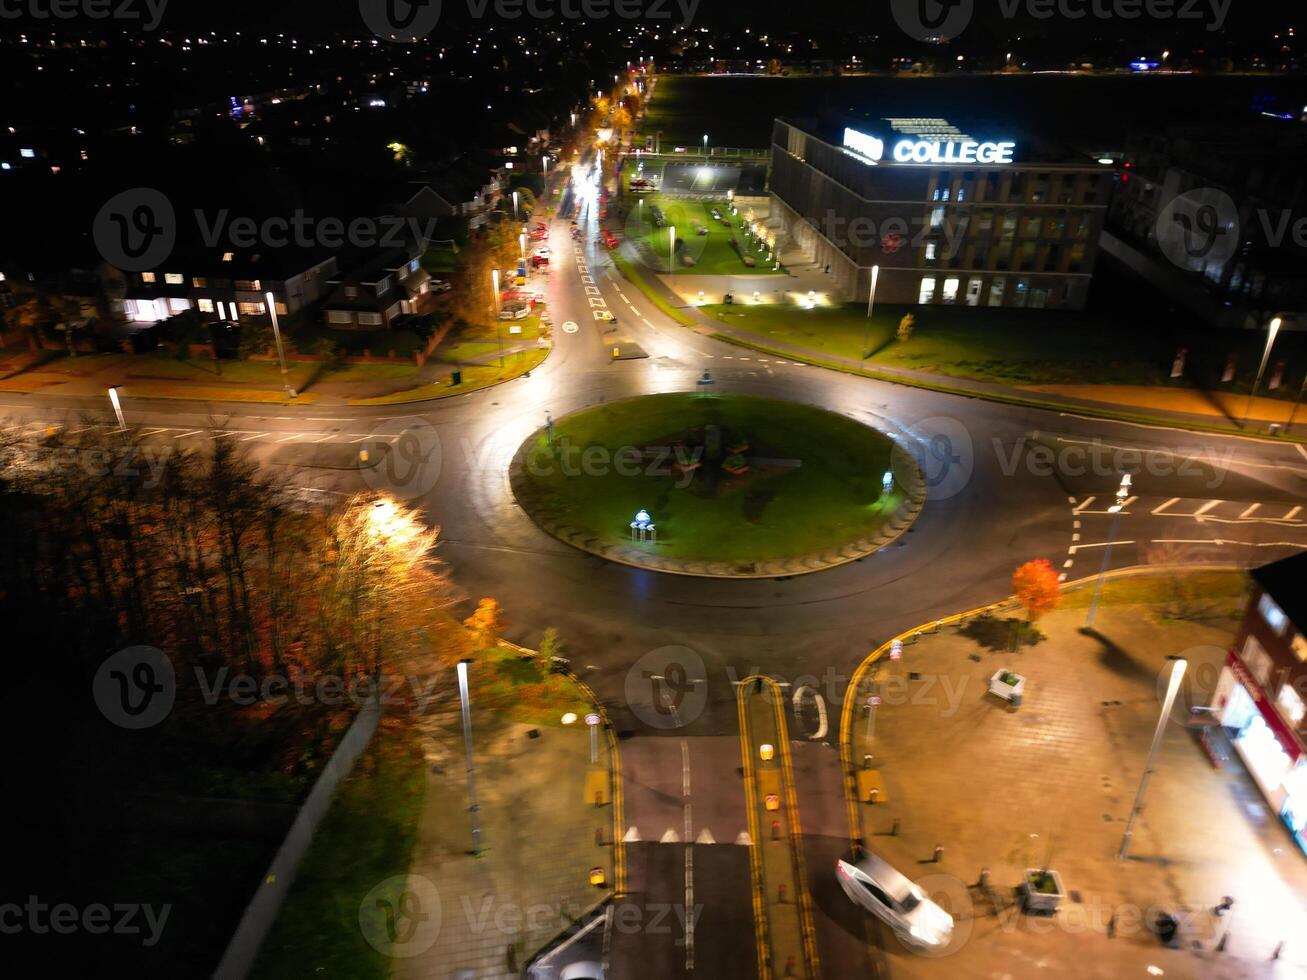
[847,598,1307,979]
[391,710,614,980]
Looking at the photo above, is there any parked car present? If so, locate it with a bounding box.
[534,246,551,258]
[835,855,954,951]
[499,302,530,320]
[431,279,452,294]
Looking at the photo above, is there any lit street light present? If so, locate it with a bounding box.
[456,659,483,856]
[862,264,880,359]
[702,133,708,160]
[1119,657,1187,860]
[107,385,126,431]
[1085,473,1132,629]
[668,225,675,274]
[1242,315,1284,428]
[265,290,296,398]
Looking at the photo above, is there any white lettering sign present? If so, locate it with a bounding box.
[891,139,1016,165]
[843,127,884,162]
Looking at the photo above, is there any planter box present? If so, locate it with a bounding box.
[989,670,1026,704]
[1019,869,1065,915]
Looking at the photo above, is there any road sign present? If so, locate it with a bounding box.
[562,320,579,333]
[889,639,903,661]
[867,696,882,707]
[585,712,601,726]
[697,369,714,387]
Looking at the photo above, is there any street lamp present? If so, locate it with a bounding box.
[455,659,483,856]
[702,133,708,159]
[512,190,519,220]
[1242,315,1284,428]
[1085,473,1132,630]
[862,264,881,359]
[107,385,126,431]
[668,225,675,273]
[1119,658,1187,860]
[265,291,295,398]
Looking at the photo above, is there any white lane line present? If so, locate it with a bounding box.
[1070,541,1137,553]
[138,427,171,436]
[314,433,335,443]
[681,741,691,797]
[173,429,202,439]
[1120,496,1138,510]
[1063,559,1074,568]
[1073,496,1096,514]
[1193,500,1222,516]
[1241,503,1262,519]
[1297,443,1307,462]
[239,432,269,442]
[1073,520,1081,530]
[1151,538,1307,549]
[1071,533,1080,542]
[275,433,303,443]
[1152,497,1181,516]
[1286,506,1303,521]
[1067,496,1077,504]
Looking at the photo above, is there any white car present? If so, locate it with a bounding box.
[534,246,551,258]
[431,279,452,294]
[836,855,954,950]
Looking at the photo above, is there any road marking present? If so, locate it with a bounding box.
[1286,506,1303,521]
[1121,496,1138,509]
[681,740,691,797]
[1241,503,1261,519]
[173,429,202,439]
[1063,559,1074,568]
[696,828,715,844]
[1193,500,1222,516]
[1073,496,1096,514]
[660,828,680,843]
[138,427,170,436]
[275,433,302,443]
[1070,541,1136,553]
[239,432,269,442]
[1073,520,1081,530]
[1151,538,1307,549]
[1152,497,1181,516]
[1072,533,1080,542]
[623,826,641,842]
[1297,443,1307,462]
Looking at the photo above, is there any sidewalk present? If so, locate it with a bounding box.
[843,578,1307,978]
[615,263,1307,436]
[394,700,616,980]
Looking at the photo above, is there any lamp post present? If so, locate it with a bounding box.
[455,659,483,856]
[1085,473,1132,630]
[265,291,295,398]
[1242,315,1283,428]
[1119,658,1187,860]
[513,190,520,220]
[668,225,675,274]
[862,264,881,359]
[107,385,126,431]
[491,269,504,367]
[703,133,708,160]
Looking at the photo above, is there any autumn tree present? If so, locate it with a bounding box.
[464,597,505,650]
[1013,559,1062,621]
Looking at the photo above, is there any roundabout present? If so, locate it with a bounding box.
[508,392,925,577]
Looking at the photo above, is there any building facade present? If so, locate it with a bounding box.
[1213,553,1307,855]
[769,117,1114,309]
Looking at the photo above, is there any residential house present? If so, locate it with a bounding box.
[320,241,432,330]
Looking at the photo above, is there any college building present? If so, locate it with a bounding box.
[1214,553,1307,856]
[768,116,1116,309]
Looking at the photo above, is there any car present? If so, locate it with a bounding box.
[531,254,549,268]
[534,246,551,258]
[498,302,530,320]
[430,279,452,294]
[528,230,549,242]
[835,855,954,951]
[595,310,616,322]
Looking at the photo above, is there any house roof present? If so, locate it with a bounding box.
[1251,552,1307,630]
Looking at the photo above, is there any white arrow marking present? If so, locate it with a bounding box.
[623,826,641,843]
[660,827,680,844]
[696,828,716,845]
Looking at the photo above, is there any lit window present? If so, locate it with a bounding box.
[409,259,419,272]
[358,312,383,326]
[1244,634,1272,686]
[141,272,156,284]
[197,299,214,313]
[1260,594,1289,636]
[942,278,960,304]
[193,277,208,288]
[237,301,265,316]
[1278,683,1306,727]
[930,206,945,229]
[918,277,936,304]
[925,241,937,261]
[165,273,184,285]
[20,148,34,159]
[222,252,235,262]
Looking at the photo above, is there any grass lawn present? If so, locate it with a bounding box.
[513,393,902,563]
[434,310,544,364]
[473,646,593,726]
[422,244,463,274]
[611,253,695,326]
[704,301,1307,393]
[250,716,427,980]
[349,348,547,405]
[624,195,781,275]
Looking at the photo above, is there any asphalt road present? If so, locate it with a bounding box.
[4,169,1306,978]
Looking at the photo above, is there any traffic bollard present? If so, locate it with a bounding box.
[771,820,780,841]
[933,844,944,863]
[891,818,900,836]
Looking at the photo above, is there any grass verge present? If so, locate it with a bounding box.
[348,348,548,405]
[610,253,696,326]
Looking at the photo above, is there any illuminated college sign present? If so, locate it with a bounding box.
[843,127,1016,166]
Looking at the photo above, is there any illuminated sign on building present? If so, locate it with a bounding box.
[843,127,1016,166]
